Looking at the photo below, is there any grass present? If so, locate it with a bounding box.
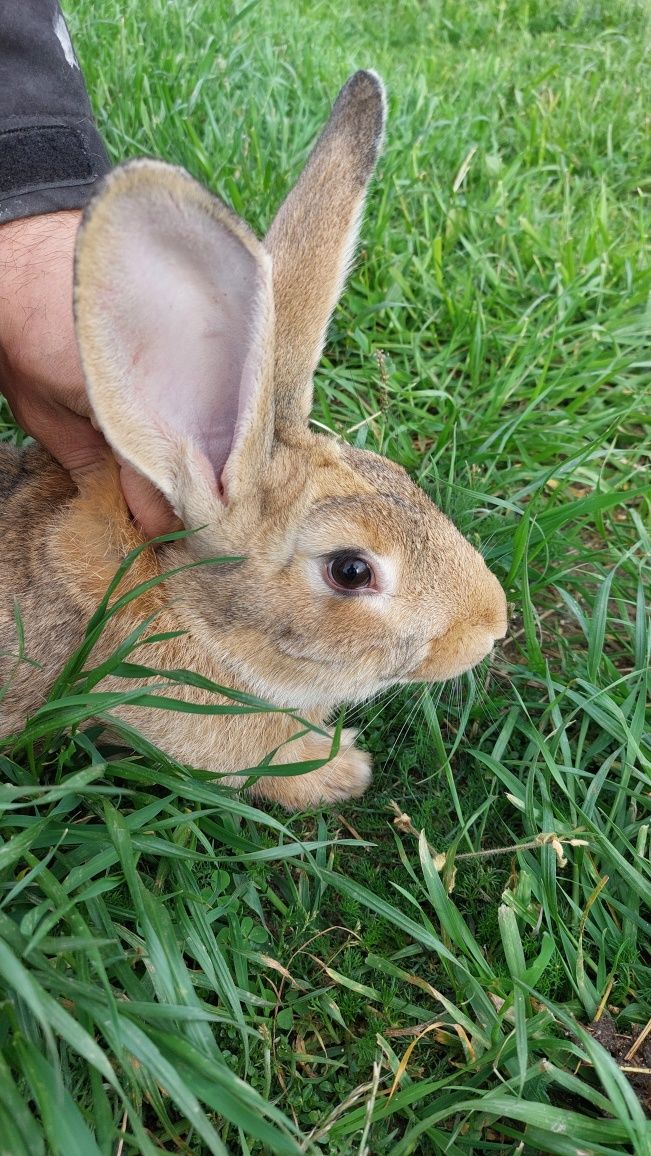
[1,0,650,1151]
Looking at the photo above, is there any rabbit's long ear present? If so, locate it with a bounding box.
[265,71,385,435]
[74,161,274,528]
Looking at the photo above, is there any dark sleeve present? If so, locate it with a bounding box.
[0,0,110,223]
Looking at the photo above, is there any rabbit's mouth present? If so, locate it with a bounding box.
[407,636,498,683]
[406,621,507,684]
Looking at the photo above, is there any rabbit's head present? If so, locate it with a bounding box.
[74,71,507,712]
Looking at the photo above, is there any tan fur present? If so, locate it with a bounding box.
[0,72,507,809]
[267,70,386,430]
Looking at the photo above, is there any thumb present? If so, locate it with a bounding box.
[118,461,182,539]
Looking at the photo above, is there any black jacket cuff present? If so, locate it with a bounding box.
[0,114,109,222]
[0,0,111,223]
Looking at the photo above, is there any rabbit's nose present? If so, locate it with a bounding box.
[489,583,508,641]
[476,567,508,641]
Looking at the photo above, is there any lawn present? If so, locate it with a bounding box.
[1,0,650,1152]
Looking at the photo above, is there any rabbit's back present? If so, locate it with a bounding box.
[0,445,83,735]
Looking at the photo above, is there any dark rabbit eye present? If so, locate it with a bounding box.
[326,552,374,591]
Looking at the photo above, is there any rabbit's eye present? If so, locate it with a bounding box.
[326,552,374,592]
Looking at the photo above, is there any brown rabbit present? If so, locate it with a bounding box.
[0,72,507,808]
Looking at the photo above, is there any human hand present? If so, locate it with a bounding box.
[0,210,176,537]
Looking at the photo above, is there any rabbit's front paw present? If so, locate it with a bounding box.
[255,728,372,809]
[305,728,372,804]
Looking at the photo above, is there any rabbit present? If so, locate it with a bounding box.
[0,71,507,809]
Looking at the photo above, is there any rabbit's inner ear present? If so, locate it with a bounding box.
[75,161,274,527]
[110,232,264,482]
